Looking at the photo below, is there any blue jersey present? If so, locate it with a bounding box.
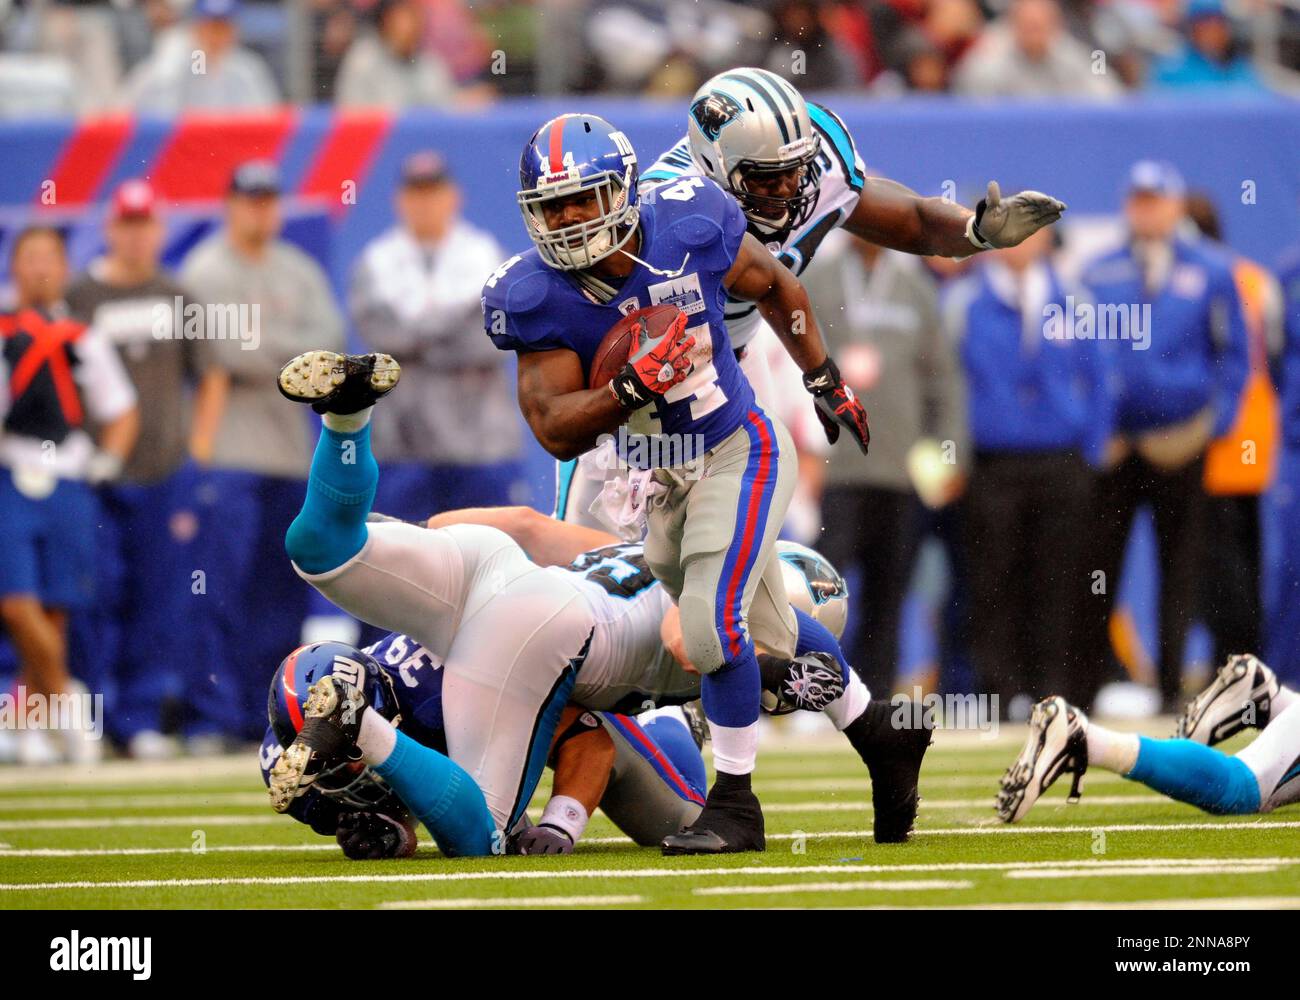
[482,178,756,459]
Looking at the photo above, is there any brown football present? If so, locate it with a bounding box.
[587,304,685,390]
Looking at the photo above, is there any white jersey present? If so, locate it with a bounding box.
[639,102,867,349]
[563,542,701,712]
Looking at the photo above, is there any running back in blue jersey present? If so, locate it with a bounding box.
[482,179,756,461]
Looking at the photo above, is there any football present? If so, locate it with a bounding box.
[587,304,686,390]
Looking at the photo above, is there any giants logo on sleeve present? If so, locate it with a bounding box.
[647,273,705,317]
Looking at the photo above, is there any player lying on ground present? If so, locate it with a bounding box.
[996,655,1300,821]
[262,638,711,858]
[558,67,1067,524]
[267,350,899,857]
[486,111,878,855]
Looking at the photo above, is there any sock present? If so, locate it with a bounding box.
[826,671,872,731]
[701,648,761,774]
[284,423,379,574]
[372,729,497,857]
[1127,736,1261,815]
[321,406,373,434]
[538,795,589,843]
[1085,722,1141,775]
[356,706,396,765]
[1272,685,1297,717]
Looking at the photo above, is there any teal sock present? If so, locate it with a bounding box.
[1127,736,1261,815]
[374,730,497,858]
[284,425,378,574]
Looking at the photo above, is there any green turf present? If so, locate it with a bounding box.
[1,724,1297,909]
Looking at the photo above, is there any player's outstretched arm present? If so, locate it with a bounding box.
[845,177,1066,258]
[517,347,628,461]
[425,505,619,566]
[725,233,871,454]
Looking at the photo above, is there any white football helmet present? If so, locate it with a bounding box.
[778,540,848,640]
[686,67,822,236]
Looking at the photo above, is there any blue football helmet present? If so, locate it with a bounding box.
[517,113,640,271]
[267,641,401,811]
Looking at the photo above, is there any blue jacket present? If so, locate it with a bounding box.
[1082,235,1249,438]
[946,262,1111,465]
[1278,244,1300,450]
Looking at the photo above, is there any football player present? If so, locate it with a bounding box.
[997,655,1300,822]
[267,350,859,857]
[483,111,876,855]
[261,638,711,858]
[556,66,1067,525]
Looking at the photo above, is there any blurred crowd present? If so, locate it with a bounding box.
[0,0,1295,117]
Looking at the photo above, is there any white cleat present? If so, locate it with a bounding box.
[996,696,1088,823]
[1175,654,1278,746]
[276,350,400,414]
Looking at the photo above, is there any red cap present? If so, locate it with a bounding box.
[111,179,157,220]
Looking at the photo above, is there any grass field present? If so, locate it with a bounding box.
[2,721,1298,910]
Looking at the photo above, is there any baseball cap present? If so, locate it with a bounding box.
[111,179,157,220]
[1126,160,1186,198]
[229,160,282,197]
[400,150,450,187]
[193,0,241,20]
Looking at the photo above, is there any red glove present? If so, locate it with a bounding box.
[803,357,870,455]
[609,310,695,410]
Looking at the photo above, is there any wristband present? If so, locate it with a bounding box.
[539,794,589,843]
[801,357,842,397]
[608,369,653,410]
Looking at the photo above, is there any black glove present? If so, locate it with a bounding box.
[335,810,418,861]
[759,651,846,715]
[508,822,575,855]
[802,357,870,455]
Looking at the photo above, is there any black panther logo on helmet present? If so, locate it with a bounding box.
[690,92,744,143]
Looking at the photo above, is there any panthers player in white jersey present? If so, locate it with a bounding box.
[997,655,1300,822]
[556,66,1067,528]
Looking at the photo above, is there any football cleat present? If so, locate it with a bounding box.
[661,775,765,855]
[680,699,709,750]
[1175,654,1278,746]
[268,675,368,814]
[996,695,1088,823]
[277,350,401,414]
[844,698,933,843]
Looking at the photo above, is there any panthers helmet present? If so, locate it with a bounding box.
[778,540,848,640]
[517,113,640,271]
[686,68,822,237]
[267,641,401,811]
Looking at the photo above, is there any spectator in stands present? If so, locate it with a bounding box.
[65,180,231,760]
[334,0,459,108]
[945,225,1108,717]
[1080,160,1250,713]
[763,0,861,91]
[1270,243,1300,685]
[1149,0,1268,95]
[349,152,522,522]
[0,227,138,764]
[801,230,969,696]
[0,0,122,116]
[181,161,344,741]
[1183,192,1283,668]
[953,0,1123,98]
[122,0,281,112]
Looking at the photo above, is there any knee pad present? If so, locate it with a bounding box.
[677,592,726,675]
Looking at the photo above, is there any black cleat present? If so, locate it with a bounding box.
[277,350,401,414]
[661,772,765,855]
[845,697,933,843]
[268,675,368,813]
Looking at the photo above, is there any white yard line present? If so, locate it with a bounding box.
[0,815,281,831]
[1006,864,1280,879]
[837,896,1300,910]
[694,879,973,896]
[5,856,1298,892]
[0,843,337,857]
[377,894,645,909]
[0,793,267,811]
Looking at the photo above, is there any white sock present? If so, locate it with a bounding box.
[1272,684,1297,717]
[539,795,589,843]
[357,706,397,766]
[1086,721,1140,775]
[825,672,871,731]
[322,406,373,434]
[708,720,759,775]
